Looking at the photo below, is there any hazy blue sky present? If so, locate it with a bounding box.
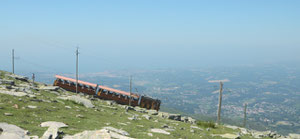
[0,0,299,74]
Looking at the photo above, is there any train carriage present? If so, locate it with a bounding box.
[53,75,161,111]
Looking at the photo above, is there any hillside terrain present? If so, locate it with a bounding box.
[51,64,299,135]
[0,70,299,139]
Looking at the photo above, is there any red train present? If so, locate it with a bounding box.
[53,75,161,111]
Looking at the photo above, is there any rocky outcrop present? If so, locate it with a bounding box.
[0,79,15,85]
[0,123,30,139]
[58,95,95,108]
[168,114,181,121]
[150,128,170,135]
[133,107,146,113]
[64,129,111,139]
[39,86,60,91]
[224,125,285,139]
[0,90,27,97]
[8,74,29,82]
[103,127,130,136]
[146,110,158,115]
[213,133,240,139]
[64,129,134,139]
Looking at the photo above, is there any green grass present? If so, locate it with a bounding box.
[0,91,267,139]
[0,70,271,139]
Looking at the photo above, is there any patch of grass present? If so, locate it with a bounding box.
[197,120,216,128]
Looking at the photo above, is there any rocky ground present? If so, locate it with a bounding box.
[0,70,299,139]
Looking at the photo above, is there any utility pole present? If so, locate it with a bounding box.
[32,73,35,86]
[12,49,14,74]
[129,75,132,106]
[217,81,223,124]
[76,47,79,93]
[243,103,247,127]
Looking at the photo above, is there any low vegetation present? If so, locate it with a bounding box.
[197,121,216,129]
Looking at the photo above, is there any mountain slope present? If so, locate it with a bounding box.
[0,70,297,139]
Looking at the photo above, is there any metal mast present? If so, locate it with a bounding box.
[12,49,14,74]
[76,47,79,93]
[129,75,132,106]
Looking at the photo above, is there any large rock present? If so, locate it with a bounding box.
[8,74,29,82]
[106,101,116,106]
[150,128,170,135]
[134,107,146,113]
[0,90,27,97]
[0,123,30,139]
[146,110,158,115]
[188,117,197,124]
[168,114,181,121]
[217,133,240,139]
[40,121,68,128]
[27,105,37,109]
[0,79,15,85]
[158,112,181,121]
[239,128,250,135]
[64,129,111,139]
[251,130,277,138]
[64,129,134,139]
[40,121,68,139]
[103,127,130,136]
[39,86,59,91]
[58,95,95,108]
[158,112,169,118]
[181,116,188,123]
[190,126,203,131]
[142,114,152,120]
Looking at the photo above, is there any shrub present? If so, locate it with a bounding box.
[196,121,216,128]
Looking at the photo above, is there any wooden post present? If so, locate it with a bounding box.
[217,81,223,124]
[243,103,247,127]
